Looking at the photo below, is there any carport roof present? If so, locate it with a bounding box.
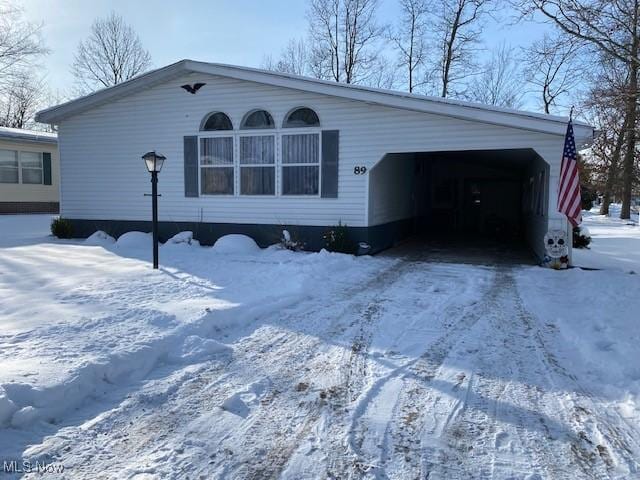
[36,59,594,140]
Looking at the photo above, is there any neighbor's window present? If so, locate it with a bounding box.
[283,107,320,128]
[240,135,275,195]
[281,133,320,195]
[200,137,234,194]
[241,110,275,130]
[20,151,43,184]
[0,149,18,184]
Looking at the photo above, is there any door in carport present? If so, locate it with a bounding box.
[463,179,522,241]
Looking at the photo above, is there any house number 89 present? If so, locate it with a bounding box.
[354,166,367,175]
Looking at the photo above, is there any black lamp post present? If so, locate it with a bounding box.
[142,151,166,269]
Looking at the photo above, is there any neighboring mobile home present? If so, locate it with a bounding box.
[0,127,58,214]
[35,60,594,259]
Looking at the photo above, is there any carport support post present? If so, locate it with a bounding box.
[151,171,159,269]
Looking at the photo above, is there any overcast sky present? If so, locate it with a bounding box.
[21,0,552,110]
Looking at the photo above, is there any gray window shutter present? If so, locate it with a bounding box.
[43,152,52,185]
[184,136,199,197]
[321,130,339,198]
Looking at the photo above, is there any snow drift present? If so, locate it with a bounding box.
[212,234,260,254]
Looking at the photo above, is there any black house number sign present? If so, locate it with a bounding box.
[354,166,367,175]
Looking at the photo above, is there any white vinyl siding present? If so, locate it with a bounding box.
[56,73,566,232]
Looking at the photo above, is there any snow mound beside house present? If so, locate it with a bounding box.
[0,214,391,436]
[212,234,260,254]
[84,230,116,246]
[162,231,200,253]
[166,231,195,245]
[116,231,153,249]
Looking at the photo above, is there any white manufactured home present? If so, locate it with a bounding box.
[36,60,593,259]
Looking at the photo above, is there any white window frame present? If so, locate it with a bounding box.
[0,149,19,184]
[238,131,277,197]
[20,151,44,185]
[280,128,322,198]
[198,132,236,196]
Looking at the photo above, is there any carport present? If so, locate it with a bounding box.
[367,149,550,262]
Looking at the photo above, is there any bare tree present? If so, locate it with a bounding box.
[431,0,491,98]
[581,54,634,215]
[513,0,639,218]
[308,0,383,84]
[523,33,581,114]
[388,0,430,92]
[466,43,524,108]
[261,38,311,76]
[0,1,47,89]
[367,55,400,89]
[72,12,152,93]
[0,70,44,128]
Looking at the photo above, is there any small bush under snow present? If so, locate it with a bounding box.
[51,217,73,239]
[116,231,153,249]
[85,230,116,246]
[573,225,592,249]
[212,234,260,254]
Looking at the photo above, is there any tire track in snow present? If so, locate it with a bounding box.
[343,263,496,479]
[422,268,577,479]
[212,260,411,479]
[423,267,638,480]
[345,264,638,480]
[24,259,403,479]
[518,284,640,478]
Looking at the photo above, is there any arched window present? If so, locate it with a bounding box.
[241,109,275,129]
[283,107,320,128]
[201,112,233,131]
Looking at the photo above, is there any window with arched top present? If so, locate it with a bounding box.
[283,107,320,128]
[201,112,233,131]
[241,109,275,129]
[199,112,234,195]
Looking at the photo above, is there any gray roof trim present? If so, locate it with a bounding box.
[0,126,58,144]
[35,59,594,139]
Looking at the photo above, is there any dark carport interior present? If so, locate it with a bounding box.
[366,148,550,262]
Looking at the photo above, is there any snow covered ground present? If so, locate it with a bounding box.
[0,215,638,479]
[573,206,640,272]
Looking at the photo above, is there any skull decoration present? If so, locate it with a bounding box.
[544,229,568,259]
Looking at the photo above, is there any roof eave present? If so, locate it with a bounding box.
[35,60,190,124]
[187,61,594,139]
[35,59,595,139]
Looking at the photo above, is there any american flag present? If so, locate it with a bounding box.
[557,119,582,227]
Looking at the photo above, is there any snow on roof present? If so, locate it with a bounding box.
[35,59,594,139]
[0,126,57,144]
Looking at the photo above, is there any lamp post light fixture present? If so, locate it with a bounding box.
[141,151,166,269]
